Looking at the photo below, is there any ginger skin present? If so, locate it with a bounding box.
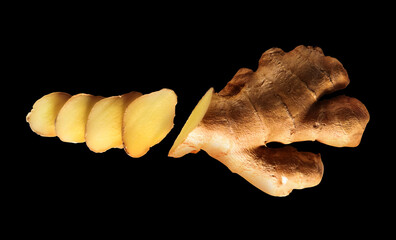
[169,46,369,196]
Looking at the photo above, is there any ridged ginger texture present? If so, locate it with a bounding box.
[169,45,369,196]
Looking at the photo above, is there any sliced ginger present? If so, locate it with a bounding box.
[85,91,142,153]
[27,88,177,158]
[123,89,177,158]
[26,45,369,197]
[55,94,104,143]
[169,88,213,157]
[26,92,71,137]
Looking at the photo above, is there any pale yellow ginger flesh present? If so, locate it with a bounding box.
[55,94,104,143]
[123,89,177,158]
[169,45,370,196]
[85,91,142,153]
[169,88,213,157]
[27,89,177,158]
[26,92,71,137]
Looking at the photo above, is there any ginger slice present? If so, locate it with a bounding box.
[123,88,177,158]
[85,91,142,153]
[169,88,213,157]
[55,94,104,143]
[26,92,71,137]
[169,45,370,196]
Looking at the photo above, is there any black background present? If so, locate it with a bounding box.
[10,3,391,236]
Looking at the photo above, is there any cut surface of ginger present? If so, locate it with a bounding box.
[56,94,104,143]
[85,91,142,153]
[26,92,72,137]
[123,88,177,158]
[169,88,213,157]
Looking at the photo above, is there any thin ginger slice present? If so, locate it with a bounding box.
[56,94,104,143]
[123,88,177,158]
[169,88,213,157]
[85,91,142,153]
[26,92,71,137]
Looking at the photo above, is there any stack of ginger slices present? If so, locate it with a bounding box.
[26,89,177,158]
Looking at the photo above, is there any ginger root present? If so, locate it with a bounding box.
[27,89,177,157]
[169,46,369,196]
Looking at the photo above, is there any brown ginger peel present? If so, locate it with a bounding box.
[169,45,369,196]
